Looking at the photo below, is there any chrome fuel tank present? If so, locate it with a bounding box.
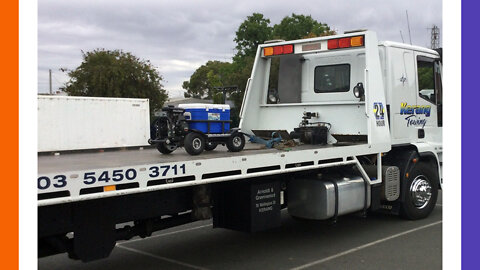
[287,175,370,220]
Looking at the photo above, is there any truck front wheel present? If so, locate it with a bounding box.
[400,162,439,220]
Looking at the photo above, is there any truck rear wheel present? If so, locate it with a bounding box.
[226,132,245,152]
[184,133,205,155]
[400,162,439,220]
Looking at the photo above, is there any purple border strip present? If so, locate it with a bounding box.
[462,0,477,269]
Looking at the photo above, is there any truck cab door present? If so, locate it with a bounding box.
[415,54,442,146]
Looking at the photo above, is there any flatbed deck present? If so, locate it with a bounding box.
[38,143,271,174]
[38,141,385,207]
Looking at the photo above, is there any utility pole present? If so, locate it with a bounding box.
[429,25,440,49]
[49,69,52,95]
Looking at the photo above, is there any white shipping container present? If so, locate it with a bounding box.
[38,96,150,152]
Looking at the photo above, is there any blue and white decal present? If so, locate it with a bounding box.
[400,103,431,128]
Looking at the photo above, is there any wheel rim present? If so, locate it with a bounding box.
[232,136,242,147]
[409,175,432,209]
[192,138,202,150]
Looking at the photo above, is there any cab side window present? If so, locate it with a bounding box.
[417,57,435,103]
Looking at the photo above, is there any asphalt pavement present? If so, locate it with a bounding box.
[39,191,442,270]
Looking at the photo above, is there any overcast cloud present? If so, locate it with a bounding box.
[38,0,442,97]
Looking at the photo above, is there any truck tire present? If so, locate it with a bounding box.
[157,142,177,154]
[400,162,439,220]
[226,132,245,152]
[184,133,205,155]
[204,142,218,151]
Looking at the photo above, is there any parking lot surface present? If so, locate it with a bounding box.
[39,192,442,270]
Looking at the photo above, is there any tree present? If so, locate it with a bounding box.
[234,13,273,59]
[273,13,336,41]
[64,49,168,115]
[182,61,233,99]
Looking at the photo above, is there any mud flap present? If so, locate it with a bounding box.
[213,179,281,232]
[72,200,116,262]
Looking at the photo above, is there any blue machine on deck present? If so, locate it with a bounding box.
[149,104,245,156]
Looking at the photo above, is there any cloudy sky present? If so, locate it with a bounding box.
[38,0,442,97]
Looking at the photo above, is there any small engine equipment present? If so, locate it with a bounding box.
[149,105,190,154]
[289,111,330,145]
[149,104,245,155]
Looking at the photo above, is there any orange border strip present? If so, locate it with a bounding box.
[1,0,19,268]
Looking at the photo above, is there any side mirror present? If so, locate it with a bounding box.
[353,82,365,100]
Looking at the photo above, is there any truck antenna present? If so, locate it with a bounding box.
[406,10,412,45]
[399,30,405,43]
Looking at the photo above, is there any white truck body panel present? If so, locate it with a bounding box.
[38,96,150,152]
[240,31,391,152]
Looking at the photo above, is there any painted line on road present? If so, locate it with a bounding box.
[117,245,210,270]
[289,220,442,270]
[119,223,212,244]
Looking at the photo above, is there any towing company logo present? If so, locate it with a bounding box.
[400,103,431,128]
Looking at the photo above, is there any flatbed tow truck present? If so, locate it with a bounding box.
[38,30,442,262]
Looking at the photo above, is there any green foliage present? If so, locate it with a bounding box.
[272,13,336,40]
[234,13,273,59]
[418,65,434,90]
[182,61,233,99]
[65,49,168,115]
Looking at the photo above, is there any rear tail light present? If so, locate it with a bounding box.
[273,46,284,55]
[328,39,339,49]
[338,38,351,48]
[282,44,294,54]
[328,35,364,50]
[264,44,294,56]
